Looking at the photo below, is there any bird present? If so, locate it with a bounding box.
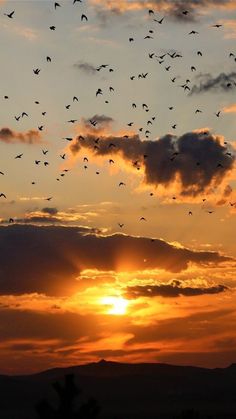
[215,111,221,117]
[45,197,53,201]
[212,24,222,28]
[119,182,125,187]
[81,14,88,21]
[189,30,199,35]
[54,2,61,9]
[140,217,147,221]
[15,154,23,159]
[46,56,52,62]
[4,11,15,18]
[188,211,193,216]
[154,17,164,24]
[33,68,40,75]
[0,193,6,198]
[96,89,103,97]
[42,150,48,155]
[60,154,66,159]
[118,223,124,228]
[49,26,56,30]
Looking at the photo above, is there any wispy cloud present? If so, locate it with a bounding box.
[190,72,236,95]
[0,127,42,144]
[223,103,236,113]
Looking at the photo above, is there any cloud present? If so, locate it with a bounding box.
[91,0,236,22]
[74,61,98,75]
[42,207,58,215]
[81,115,114,133]
[0,127,42,144]
[190,72,236,95]
[223,103,236,113]
[69,131,235,197]
[0,225,231,296]
[125,308,236,346]
[125,281,228,299]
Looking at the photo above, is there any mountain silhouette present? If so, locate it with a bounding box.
[0,361,236,418]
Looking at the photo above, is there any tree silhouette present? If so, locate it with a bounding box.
[35,373,100,419]
[174,409,200,419]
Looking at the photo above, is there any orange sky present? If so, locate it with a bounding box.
[0,0,236,374]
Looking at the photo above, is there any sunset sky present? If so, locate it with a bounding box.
[1,0,236,375]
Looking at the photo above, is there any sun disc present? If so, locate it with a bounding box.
[101,296,128,315]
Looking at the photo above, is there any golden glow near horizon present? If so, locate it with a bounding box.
[101,296,129,315]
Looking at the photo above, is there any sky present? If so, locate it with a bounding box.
[0,0,236,374]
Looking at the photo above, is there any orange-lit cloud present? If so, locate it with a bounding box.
[91,0,236,20]
[223,103,236,113]
[0,224,232,296]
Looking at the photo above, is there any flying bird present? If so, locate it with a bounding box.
[4,10,15,18]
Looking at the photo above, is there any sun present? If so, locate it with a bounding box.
[101,296,129,315]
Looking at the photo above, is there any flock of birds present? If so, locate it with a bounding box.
[1,1,236,229]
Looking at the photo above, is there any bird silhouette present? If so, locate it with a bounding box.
[4,10,15,18]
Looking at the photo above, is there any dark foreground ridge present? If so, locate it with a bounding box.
[0,360,236,418]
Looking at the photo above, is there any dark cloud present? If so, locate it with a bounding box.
[0,127,42,144]
[125,281,228,299]
[81,115,114,133]
[42,207,58,215]
[70,131,235,197]
[18,215,60,223]
[74,62,98,75]
[0,225,231,296]
[190,72,236,95]
[0,308,98,342]
[158,0,236,21]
